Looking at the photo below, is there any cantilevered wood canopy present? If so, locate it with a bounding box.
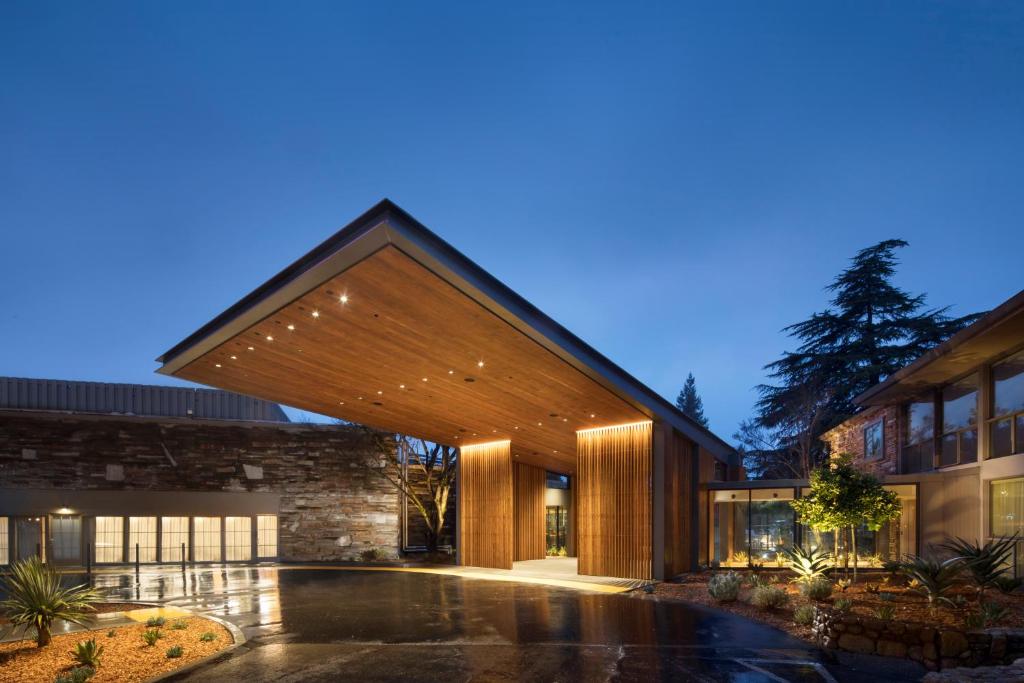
[157,200,733,474]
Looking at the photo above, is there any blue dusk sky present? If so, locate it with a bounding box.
[1,2,1022,437]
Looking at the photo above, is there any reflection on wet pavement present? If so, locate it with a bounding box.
[60,567,921,682]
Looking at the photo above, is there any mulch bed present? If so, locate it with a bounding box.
[654,571,1024,644]
[0,615,232,682]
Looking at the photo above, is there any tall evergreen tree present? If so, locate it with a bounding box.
[676,373,709,427]
[752,239,983,473]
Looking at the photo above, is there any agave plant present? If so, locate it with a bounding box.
[940,535,1018,601]
[900,554,963,608]
[0,556,100,646]
[782,546,832,584]
[72,638,104,668]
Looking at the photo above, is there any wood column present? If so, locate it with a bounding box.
[577,421,653,579]
[458,441,513,569]
[513,462,546,561]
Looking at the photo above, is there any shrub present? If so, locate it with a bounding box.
[874,605,895,621]
[0,556,100,647]
[359,548,386,562]
[864,583,880,593]
[171,619,188,630]
[145,616,166,628]
[940,535,1018,600]
[793,604,816,625]
[747,573,773,589]
[54,667,95,683]
[995,576,1023,594]
[707,572,742,602]
[142,629,163,646]
[783,546,831,584]
[835,578,851,592]
[106,629,116,638]
[72,639,104,669]
[751,585,789,610]
[833,598,853,612]
[878,591,896,602]
[557,546,568,557]
[166,645,184,659]
[729,551,749,565]
[901,554,963,608]
[199,632,218,642]
[799,577,833,601]
[882,558,903,578]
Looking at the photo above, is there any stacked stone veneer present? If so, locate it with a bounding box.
[821,405,901,477]
[0,410,401,561]
[813,607,1024,671]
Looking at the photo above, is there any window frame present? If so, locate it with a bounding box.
[937,373,980,468]
[864,420,885,462]
[902,394,936,473]
[989,348,1024,459]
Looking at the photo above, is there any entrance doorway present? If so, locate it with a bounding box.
[49,514,82,564]
[546,506,568,554]
[16,517,44,561]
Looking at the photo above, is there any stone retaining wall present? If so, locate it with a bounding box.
[813,607,1024,671]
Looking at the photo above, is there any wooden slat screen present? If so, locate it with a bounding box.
[459,441,513,569]
[663,428,693,578]
[577,421,653,579]
[513,462,547,561]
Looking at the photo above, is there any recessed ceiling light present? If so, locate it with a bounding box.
[448,370,454,375]
[377,390,383,395]
[311,310,320,318]
[514,426,519,430]
[339,294,349,304]
[215,363,222,368]
[287,324,295,331]
[399,384,405,389]
[266,335,273,341]
[339,401,345,405]
[537,422,542,426]
[553,450,558,453]
[477,360,484,368]
[562,418,567,422]
[247,346,254,351]
[422,377,428,382]
[230,355,237,360]
[358,396,364,400]
[589,413,595,418]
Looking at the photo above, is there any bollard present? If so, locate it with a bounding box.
[36,542,41,559]
[135,543,140,574]
[181,542,186,572]
[86,543,92,578]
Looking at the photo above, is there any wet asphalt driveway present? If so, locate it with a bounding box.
[84,566,924,682]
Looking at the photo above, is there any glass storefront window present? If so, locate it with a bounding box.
[128,517,157,563]
[940,375,978,466]
[161,517,190,563]
[257,515,278,558]
[992,351,1024,458]
[225,517,252,561]
[194,517,222,562]
[0,517,7,565]
[94,516,123,563]
[991,478,1024,578]
[711,490,750,567]
[749,489,795,566]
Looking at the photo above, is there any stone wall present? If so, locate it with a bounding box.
[0,410,401,561]
[821,405,901,477]
[813,607,1024,671]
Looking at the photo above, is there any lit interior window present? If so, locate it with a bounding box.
[225,516,252,561]
[94,516,123,563]
[0,517,9,565]
[128,517,157,563]
[257,515,278,558]
[161,517,190,563]
[194,517,222,562]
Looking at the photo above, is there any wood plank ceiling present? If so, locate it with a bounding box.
[172,245,646,473]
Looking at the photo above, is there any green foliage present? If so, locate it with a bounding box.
[882,558,904,577]
[729,551,749,565]
[864,583,880,594]
[557,546,568,557]
[901,555,963,607]
[995,576,1023,594]
[878,591,896,602]
[171,619,188,630]
[965,603,1009,629]
[783,546,831,583]
[799,577,833,601]
[142,629,163,646]
[793,604,816,625]
[751,585,789,610]
[106,629,116,638]
[0,556,100,647]
[145,616,166,628]
[166,645,184,659]
[874,605,896,621]
[359,548,387,562]
[791,456,901,535]
[833,598,853,612]
[835,578,852,592]
[746,573,773,589]
[707,572,743,602]
[71,638,104,668]
[940,535,1018,600]
[199,631,218,642]
[676,373,709,428]
[54,667,94,683]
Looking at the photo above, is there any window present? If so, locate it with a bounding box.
[991,478,1024,578]
[257,515,278,558]
[194,517,221,562]
[798,484,917,565]
[225,517,252,561]
[94,517,124,563]
[0,517,8,565]
[992,350,1024,459]
[940,375,979,466]
[864,421,884,462]
[128,517,157,563]
[711,490,750,567]
[903,396,935,473]
[161,517,189,563]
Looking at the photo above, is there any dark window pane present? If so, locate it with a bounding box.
[992,419,1014,458]
[906,399,934,445]
[960,429,978,463]
[994,350,1024,417]
[940,433,959,467]
[1018,415,1024,455]
[902,442,933,473]
[864,421,884,461]
[942,375,979,431]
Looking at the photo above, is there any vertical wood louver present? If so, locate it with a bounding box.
[458,441,513,569]
[513,462,546,561]
[576,421,653,579]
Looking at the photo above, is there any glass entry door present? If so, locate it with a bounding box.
[49,515,82,564]
[16,517,44,561]
[545,506,567,554]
